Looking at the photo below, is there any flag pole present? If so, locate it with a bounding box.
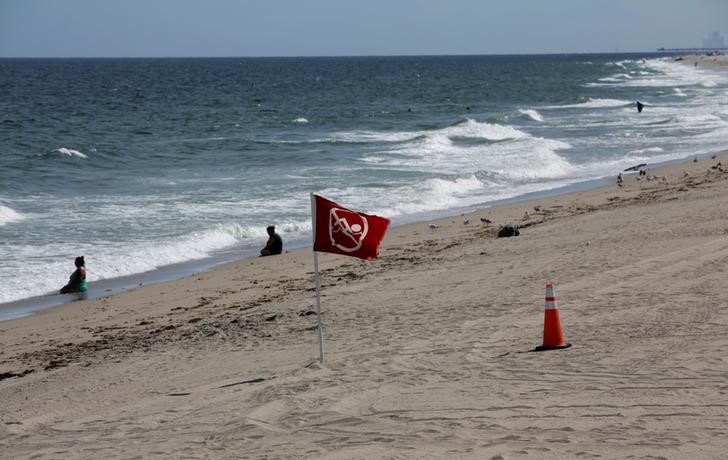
[313,251,324,363]
[310,194,324,363]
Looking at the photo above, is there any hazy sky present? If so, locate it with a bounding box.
[1,0,726,57]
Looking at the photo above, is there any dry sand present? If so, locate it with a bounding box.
[2,152,728,459]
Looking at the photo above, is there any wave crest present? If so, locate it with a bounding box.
[0,205,24,226]
[55,147,88,159]
[550,98,633,109]
[517,109,544,122]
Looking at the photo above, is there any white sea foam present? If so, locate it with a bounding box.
[355,176,488,217]
[441,119,529,141]
[329,119,528,145]
[598,73,633,82]
[677,113,723,125]
[624,58,728,88]
[55,147,88,158]
[609,60,633,69]
[673,88,687,97]
[548,98,632,109]
[517,109,544,122]
[329,130,421,143]
[627,147,664,156]
[292,117,309,123]
[366,159,580,218]
[0,219,313,304]
[0,205,24,226]
[358,119,572,183]
[485,138,573,180]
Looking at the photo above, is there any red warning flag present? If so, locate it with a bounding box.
[311,194,390,260]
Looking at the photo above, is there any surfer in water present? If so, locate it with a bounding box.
[636,101,644,113]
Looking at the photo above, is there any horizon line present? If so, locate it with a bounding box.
[0,50,684,60]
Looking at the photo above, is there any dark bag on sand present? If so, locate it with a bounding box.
[497,225,520,238]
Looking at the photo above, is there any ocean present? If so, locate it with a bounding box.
[1,54,727,313]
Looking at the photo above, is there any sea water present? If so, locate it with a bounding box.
[1,54,727,308]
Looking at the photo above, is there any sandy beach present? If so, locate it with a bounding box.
[1,149,727,458]
[682,53,728,69]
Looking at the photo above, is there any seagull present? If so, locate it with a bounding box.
[428,224,440,230]
[463,219,470,225]
[480,217,492,224]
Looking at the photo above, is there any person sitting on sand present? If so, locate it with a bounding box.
[60,256,88,298]
[260,225,283,256]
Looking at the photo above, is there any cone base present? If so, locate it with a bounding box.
[534,343,572,352]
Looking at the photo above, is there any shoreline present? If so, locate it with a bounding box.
[2,150,728,457]
[1,149,713,322]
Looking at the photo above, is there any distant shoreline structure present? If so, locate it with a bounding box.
[656,47,727,53]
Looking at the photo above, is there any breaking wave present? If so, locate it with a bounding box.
[55,147,88,159]
[0,205,24,226]
[517,109,544,122]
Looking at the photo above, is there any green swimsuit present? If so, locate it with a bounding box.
[68,268,88,292]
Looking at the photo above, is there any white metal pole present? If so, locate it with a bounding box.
[310,193,324,363]
[314,251,324,363]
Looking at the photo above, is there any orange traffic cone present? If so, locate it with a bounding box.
[535,282,572,351]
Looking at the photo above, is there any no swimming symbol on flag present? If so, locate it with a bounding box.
[329,206,368,253]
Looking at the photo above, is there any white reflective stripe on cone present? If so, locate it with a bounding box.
[545,284,557,310]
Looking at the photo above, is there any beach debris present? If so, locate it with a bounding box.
[428,224,440,230]
[217,377,267,389]
[534,205,544,212]
[523,211,530,220]
[534,282,572,351]
[0,369,34,381]
[624,163,647,172]
[683,171,690,177]
[497,225,520,238]
[463,219,470,225]
[480,217,492,224]
[479,249,488,255]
